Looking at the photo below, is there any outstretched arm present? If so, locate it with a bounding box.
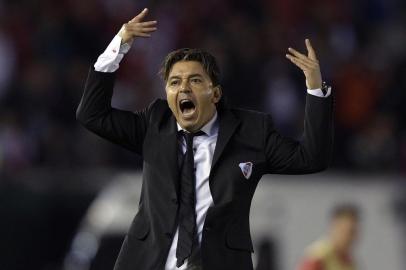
[264,39,333,174]
[76,9,158,155]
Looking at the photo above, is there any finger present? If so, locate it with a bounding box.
[125,23,157,30]
[134,32,152,38]
[127,21,157,29]
[287,47,307,59]
[141,27,157,33]
[305,39,317,61]
[138,21,158,27]
[124,26,157,34]
[286,54,312,68]
[130,8,149,23]
[288,48,317,66]
[125,21,156,31]
[286,54,311,70]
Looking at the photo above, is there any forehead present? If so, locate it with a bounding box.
[168,61,208,78]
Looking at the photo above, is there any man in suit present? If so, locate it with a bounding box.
[76,8,333,270]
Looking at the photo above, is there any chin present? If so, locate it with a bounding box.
[183,123,200,132]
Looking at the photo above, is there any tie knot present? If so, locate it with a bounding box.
[181,130,205,138]
[181,130,205,145]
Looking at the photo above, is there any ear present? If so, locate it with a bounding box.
[212,85,222,104]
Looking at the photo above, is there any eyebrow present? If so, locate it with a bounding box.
[168,73,204,80]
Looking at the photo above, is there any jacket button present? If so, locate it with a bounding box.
[171,198,178,204]
[165,232,172,239]
[204,226,211,232]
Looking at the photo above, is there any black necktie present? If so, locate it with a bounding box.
[176,130,204,267]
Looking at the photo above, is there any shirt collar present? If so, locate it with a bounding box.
[177,111,219,136]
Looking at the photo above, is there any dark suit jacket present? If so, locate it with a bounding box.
[76,68,334,270]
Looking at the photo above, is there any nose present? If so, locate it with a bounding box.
[179,80,191,93]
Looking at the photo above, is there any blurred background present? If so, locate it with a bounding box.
[0,0,405,269]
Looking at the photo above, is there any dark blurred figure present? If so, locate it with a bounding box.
[393,188,406,269]
[297,204,360,270]
[256,237,278,270]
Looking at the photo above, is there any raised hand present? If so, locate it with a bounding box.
[286,39,322,90]
[118,8,158,44]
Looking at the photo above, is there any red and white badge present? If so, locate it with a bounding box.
[239,162,253,179]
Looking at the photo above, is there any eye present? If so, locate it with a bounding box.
[169,80,179,86]
[191,78,202,84]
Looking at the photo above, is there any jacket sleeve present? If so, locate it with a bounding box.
[76,67,156,155]
[263,93,334,174]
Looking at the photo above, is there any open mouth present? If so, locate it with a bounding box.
[179,99,197,118]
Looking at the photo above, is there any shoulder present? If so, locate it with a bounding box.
[228,108,269,121]
[143,98,172,126]
[227,107,273,131]
[217,107,274,148]
[230,107,268,119]
[305,238,333,260]
[146,98,170,114]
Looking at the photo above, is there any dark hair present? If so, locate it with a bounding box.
[330,204,360,220]
[159,48,221,86]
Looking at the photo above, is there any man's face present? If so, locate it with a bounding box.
[330,215,359,252]
[165,61,221,132]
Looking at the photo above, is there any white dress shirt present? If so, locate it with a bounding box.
[94,35,132,72]
[93,35,331,269]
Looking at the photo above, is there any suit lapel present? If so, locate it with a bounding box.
[211,108,241,172]
[158,112,180,197]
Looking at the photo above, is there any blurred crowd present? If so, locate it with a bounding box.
[0,0,405,176]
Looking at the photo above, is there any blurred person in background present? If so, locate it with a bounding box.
[76,6,333,270]
[297,204,360,270]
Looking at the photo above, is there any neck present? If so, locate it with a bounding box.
[331,240,351,256]
[198,110,216,129]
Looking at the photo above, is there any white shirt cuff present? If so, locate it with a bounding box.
[307,85,332,98]
[94,35,133,73]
